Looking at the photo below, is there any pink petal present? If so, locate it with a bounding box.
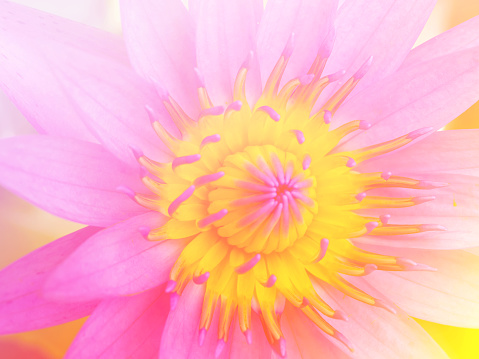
[0,135,147,227]
[322,0,435,99]
[402,15,479,68]
[65,286,169,359]
[256,0,337,85]
[44,212,187,302]
[228,314,272,359]
[361,246,479,328]
[313,279,449,358]
[0,227,100,334]
[277,305,351,359]
[334,47,479,151]
[159,284,230,358]
[196,0,262,106]
[119,0,200,118]
[354,130,479,249]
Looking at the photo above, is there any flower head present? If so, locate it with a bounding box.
[0,0,479,358]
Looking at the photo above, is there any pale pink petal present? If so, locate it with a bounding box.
[353,130,479,249]
[196,0,262,106]
[228,314,272,359]
[120,0,200,117]
[65,286,169,359]
[159,284,231,358]
[333,47,479,150]
[402,15,479,68]
[276,305,351,359]
[313,279,449,358]
[256,0,337,85]
[44,212,187,303]
[0,135,147,227]
[361,246,479,327]
[0,227,100,334]
[322,0,435,99]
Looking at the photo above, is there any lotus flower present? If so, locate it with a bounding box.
[1,0,479,358]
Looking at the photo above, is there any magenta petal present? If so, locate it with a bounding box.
[362,246,479,328]
[257,0,337,84]
[44,212,186,302]
[0,227,100,335]
[196,0,262,105]
[334,47,479,150]
[322,0,435,98]
[314,279,449,359]
[65,286,169,359]
[120,0,200,118]
[0,135,147,227]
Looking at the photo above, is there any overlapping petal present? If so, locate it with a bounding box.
[44,212,187,302]
[0,226,100,334]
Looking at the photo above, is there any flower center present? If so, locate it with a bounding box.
[211,145,317,253]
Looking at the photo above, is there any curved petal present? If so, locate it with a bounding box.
[402,15,479,68]
[0,135,147,227]
[361,246,479,328]
[65,286,169,359]
[119,0,200,118]
[322,0,435,99]
[196,0,262,105]
[44,212,187,302]
[277,305,351,359]
[313,279,449,358]
[228,313,272,359]
[256,0,338,85]
[0,227,100,335]
[333,46,479,151]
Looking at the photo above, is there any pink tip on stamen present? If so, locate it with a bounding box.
[172,154,201,170]
[279,337,287,357]
[194,67,205,87]
[420,224,447,232]
[116,186,136,200]
[170,292,180,311]
[315,238,329,262]
[346,157,356,168]
[333,310,349,321]
[335,332,355,352]
[290,129,305,144]
[145,105,157,124]
[418,180,449,189]
[365,221,379,233]
[168,186,195,217]
[318,27,335,58]
[138,226,150,240]
[258,106,280,122]
[359,120,371,130]
[412,196,436,205]
[200,106,225,118]
[263,274,277,288]
[407,127,434,140]
[165,280,177,293]
[354,56,373,79]
[244,329,252,345]
[364,264,378,275]
[412,263,438,272]
[139,166,149,179]
[200,134,221,149]
[396,257,417,268]
[129,145,144,160]
[299,74,315,85]
[300,297,310,308]
[153,82,169,100]
[283,33,295,58]
[375,299,397,314]
[226,100,243,113]
[355,192,367,202]
[194,171,225,187]
[323,110,332,124]
[236,254,261,274]
[381,171,392,181]
[380,214,391,225]
[242,50,254,69]
[327,69,346,82]
[198,209,228,228]
[193,272,210,285]
[198,328,207,347]
[215,340,226,358]
[302,154,312,170]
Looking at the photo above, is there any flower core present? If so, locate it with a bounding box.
[128,37,446,357]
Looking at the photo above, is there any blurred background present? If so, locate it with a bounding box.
[0,0,478,357]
